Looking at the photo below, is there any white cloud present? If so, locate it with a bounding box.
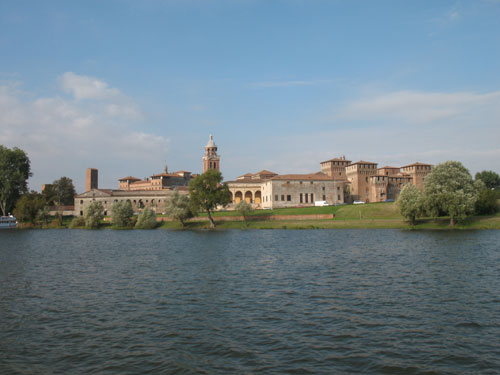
[0,74,169,191]
[227,89,500,178]
[59,71,120,100]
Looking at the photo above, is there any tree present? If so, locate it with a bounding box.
[165,192,195,227]
[397,184,423,225]
[475,170,500,191]
[13,192,45,224]
[189,169,231,228]
[135,208,157,229]
[475,186,499,215]
[0,146,32,216]
[110,200,134,228]
[235,200,253,227]
[52,177,76,206]
[84,201,104,229]
[37,206,51,226]
[423,161,479,226]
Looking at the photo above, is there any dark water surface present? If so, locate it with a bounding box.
[1,229,499,374]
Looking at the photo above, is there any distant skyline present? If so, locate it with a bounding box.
[1,0,499,192]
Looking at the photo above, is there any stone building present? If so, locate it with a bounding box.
[400,162,432,190]
[346,161,378,202]
[118,167,192,191]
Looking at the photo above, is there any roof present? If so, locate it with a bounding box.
[401,162,433,168]
[118,176,140,181]
[349,160,378,165]
[320,157,352,164]
[255,169,277,175]
[271,172,334,181]
[378,166,400,169]
[226,179,266,184]
[173,170,191,174]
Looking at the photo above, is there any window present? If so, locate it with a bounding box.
[310,181,313,185]
[322,195,326,200]
[338,195,341,200]
[300,181,303,184]
[80,211,83,216]
[80,200,83,204]
[281,195,285,201]
[287,195,291,201]
[322,186,325,191]
[311,193,314,201]
[337,186,340,191]
[300,193,303,203]
[305,194,308,203]
[366,177,368,182]
[275,195,278,201]
[104,211,107,216]
[286,181,290,184]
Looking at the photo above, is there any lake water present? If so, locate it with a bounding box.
[0,229,499,374]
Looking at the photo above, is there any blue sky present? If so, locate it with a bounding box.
[1,0,499,191]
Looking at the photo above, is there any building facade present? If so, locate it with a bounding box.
[202,135,220,173]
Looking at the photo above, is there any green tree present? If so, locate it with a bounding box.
[189,170,231,228]
[475,170,500,191]
[165,191,195,227]
[0,146,32,216]
[37,206,51,226]
[13,192,45,224]
[41,184,57,206]
[397,184,423,225]
[235,200,253,227]
[110,200,134,228]
[53,177,76,206]
[84,201,104,229]
[475,187,499,215]
[423,161,479,226]
[135,208,157,229]
[70,216,86,228]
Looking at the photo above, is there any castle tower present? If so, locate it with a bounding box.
[86,168,98,191]
[202,135,220,173]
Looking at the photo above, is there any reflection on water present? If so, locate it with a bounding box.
[1,229,499,374]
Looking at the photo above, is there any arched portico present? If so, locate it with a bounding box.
[254,190,262,204]
[245,191,253,203]
[234,191,243,203]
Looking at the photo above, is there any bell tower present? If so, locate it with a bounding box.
[202,134,220,173]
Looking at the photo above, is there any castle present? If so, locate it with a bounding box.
[74,135,432,214]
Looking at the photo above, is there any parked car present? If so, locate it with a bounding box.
[353,200,365,204]
[314,200,329,207]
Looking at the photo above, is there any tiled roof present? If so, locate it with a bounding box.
[401,162,432,168]
[349,160,378,165]
[321,157,351,163]
[378,166,400,169]
[271,172,334,181]
[118,176,141,181]
[255,169,277,175]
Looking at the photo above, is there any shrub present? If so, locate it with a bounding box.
[111,200,134,228]
[70,216,86,228]
[84,201,104,229]
[164,192,194,227]
[135,208,157,229]
[235,200,253,227]
[475,188,499,215]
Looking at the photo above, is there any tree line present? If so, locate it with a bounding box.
[397,161,500,226]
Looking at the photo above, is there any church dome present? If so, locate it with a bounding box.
[206,134,216,148]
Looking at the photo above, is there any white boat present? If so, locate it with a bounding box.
[0,215,17,229]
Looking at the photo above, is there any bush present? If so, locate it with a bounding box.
[70,216,86,228]
[235,200,253,227]
[111,200,134,228]
[85,201,104,229]
[135,208,157,229]
[475,188,499,215]
[164,192,194,227]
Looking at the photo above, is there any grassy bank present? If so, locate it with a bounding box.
[15,203,500,230]
[157,203,500,230]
